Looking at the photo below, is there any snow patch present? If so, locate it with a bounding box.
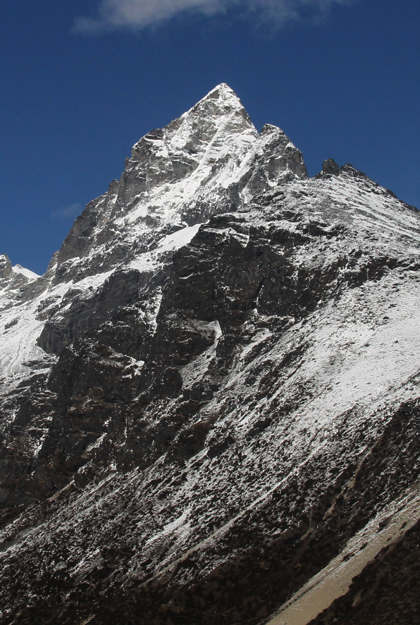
[12,265,40,281]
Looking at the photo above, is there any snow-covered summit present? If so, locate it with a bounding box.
[55,84,306,281]
[193,82,246,107]
[175,82,254,137]
[137,82,253,151]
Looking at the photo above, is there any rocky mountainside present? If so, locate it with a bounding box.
[1,84,420,625]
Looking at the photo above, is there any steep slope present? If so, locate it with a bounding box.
[0,84,306,395]
[1,85,420,625]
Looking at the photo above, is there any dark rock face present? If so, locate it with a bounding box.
[0,255,12,281]
[322,158,339,175]
[1,85,420,625]
[38,268,162,355]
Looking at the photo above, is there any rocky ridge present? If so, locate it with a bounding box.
[0,84,420,624]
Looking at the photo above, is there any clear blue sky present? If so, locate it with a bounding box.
[1,0,419,274]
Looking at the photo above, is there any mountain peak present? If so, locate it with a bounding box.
[196,82,240,102]
[56,85,306,276]
[186,82,251,124]
[202,82,240,101]
[2,84,420,625]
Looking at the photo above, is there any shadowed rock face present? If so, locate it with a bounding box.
[322,158,339,175]
[1,85,420,625]
[0,256,13,281]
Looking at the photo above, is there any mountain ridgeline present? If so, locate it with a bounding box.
[1,84,420,625]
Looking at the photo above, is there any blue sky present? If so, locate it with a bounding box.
[1,0,419,274]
